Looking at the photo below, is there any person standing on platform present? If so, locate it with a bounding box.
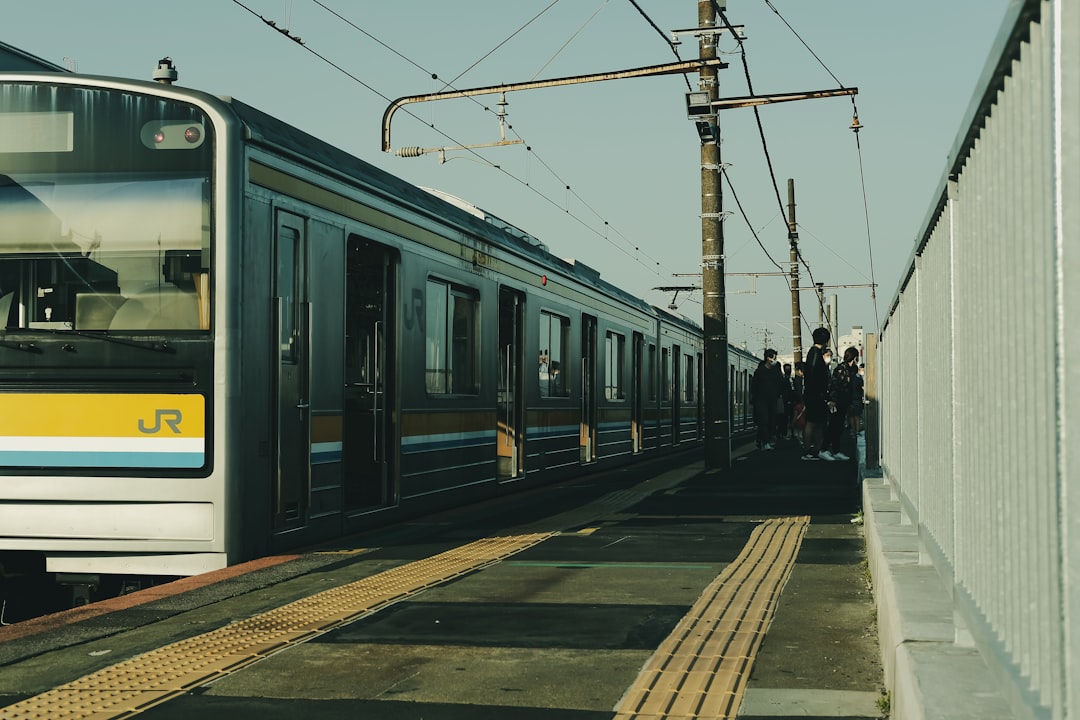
[849,362,866,437]
[801,328,834,461]
[778,362,794,440]
[826,346,859,461]
[791,361,806,443]
[751,349,781,451]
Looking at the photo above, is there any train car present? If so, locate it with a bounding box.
[727,344,759,434]
[0,66,759,598]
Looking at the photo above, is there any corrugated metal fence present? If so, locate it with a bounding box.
[878,0,1078,717]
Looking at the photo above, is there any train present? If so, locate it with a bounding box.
[0,65,760,601]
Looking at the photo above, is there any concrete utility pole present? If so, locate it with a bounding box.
[698,0,730,470]
[786,179,803,364]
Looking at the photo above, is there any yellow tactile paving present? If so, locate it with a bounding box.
[614,516,809,720]
[0,533,552,720]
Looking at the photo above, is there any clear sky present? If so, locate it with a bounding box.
[5,0,1013,355]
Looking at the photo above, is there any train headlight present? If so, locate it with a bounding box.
[141,121,206,150]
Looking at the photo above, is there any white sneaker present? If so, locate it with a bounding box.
[764,443,775,451]
[833,451,850,461]
[818,450,836,461]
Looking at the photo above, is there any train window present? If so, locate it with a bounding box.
[647,344,657,401]
[539,310,569,398]
[604,331,625,400]
[661,348,671,402]
[425,279,480,395]
[684,354,694,401]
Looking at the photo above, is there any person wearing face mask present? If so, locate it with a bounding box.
[750,348,782,450]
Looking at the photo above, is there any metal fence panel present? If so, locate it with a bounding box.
[878,1,1073,715]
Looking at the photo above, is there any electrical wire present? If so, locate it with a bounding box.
[760,0,881,334]
[709,0,828,326]
[625,0,693,91]
[795,222,874,284]
[723,167,818,335]
[852,129,881,333]
[531,0,610,81]
[762,0,844,88]
[231,0,674,279]
[444,1,562,89]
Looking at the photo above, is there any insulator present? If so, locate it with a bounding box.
[395,146,425,158]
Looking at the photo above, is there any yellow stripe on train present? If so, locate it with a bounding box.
[0,394,205,439]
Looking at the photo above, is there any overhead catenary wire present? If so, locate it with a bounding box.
[232,0,675,280]
[711,0,880,333]
[761,0,881,334]
[709,0,828,324]
[624,0,693,91]
[531,0,610,81]
[721,166,812,334]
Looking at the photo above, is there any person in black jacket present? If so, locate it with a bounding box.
[750,349,781,450]
[801,328,834,461]
[825,346,860,461]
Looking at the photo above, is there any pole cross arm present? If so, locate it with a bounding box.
[712,87,858,110]
[382,58,727,152]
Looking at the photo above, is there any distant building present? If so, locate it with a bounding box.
[837,326,865,357]
[0,41,67,72]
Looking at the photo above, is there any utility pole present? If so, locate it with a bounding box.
[786,179,803,364]
[699,0,730,470]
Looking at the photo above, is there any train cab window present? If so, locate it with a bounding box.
[425,278,479,395]
[604,331,625,400]
[0,84,213,333]
[539,310,569,398]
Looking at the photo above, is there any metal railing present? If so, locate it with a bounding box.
[878,0,1077,717]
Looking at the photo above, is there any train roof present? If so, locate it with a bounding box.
[221,96,658,318]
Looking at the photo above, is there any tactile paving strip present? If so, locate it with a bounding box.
[0,533,552,720]
[614,516,810,720]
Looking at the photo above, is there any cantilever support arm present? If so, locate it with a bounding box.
[711,87,858,110]
[381,58,727,153]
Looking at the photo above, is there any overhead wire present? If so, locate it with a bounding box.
[624,0,693,91]
[709,0,828,326]
[434,0,671,274]
[852,127,880,333]
[232,0,673,279]
[761,0,881,334]
[444,0,562,89]
[723,167,818,336]
[531,0,610,81]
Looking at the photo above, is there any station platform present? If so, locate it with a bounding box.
[0,438,885,720]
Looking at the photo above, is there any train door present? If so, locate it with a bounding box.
[632,332,644,453]
[273,210,310,529]
[343,236,398,509]
[580,314,597,463]
[497,288,525,481]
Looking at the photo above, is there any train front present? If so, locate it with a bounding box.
[0,74,229,591]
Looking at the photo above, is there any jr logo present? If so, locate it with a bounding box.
[138,409,183,434]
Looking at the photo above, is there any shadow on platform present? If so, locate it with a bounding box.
[673,436,861,518]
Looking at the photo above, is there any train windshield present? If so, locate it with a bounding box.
[0,81,212,332]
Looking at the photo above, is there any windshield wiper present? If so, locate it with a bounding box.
[27,328,174,353]
[0,339,42,353]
